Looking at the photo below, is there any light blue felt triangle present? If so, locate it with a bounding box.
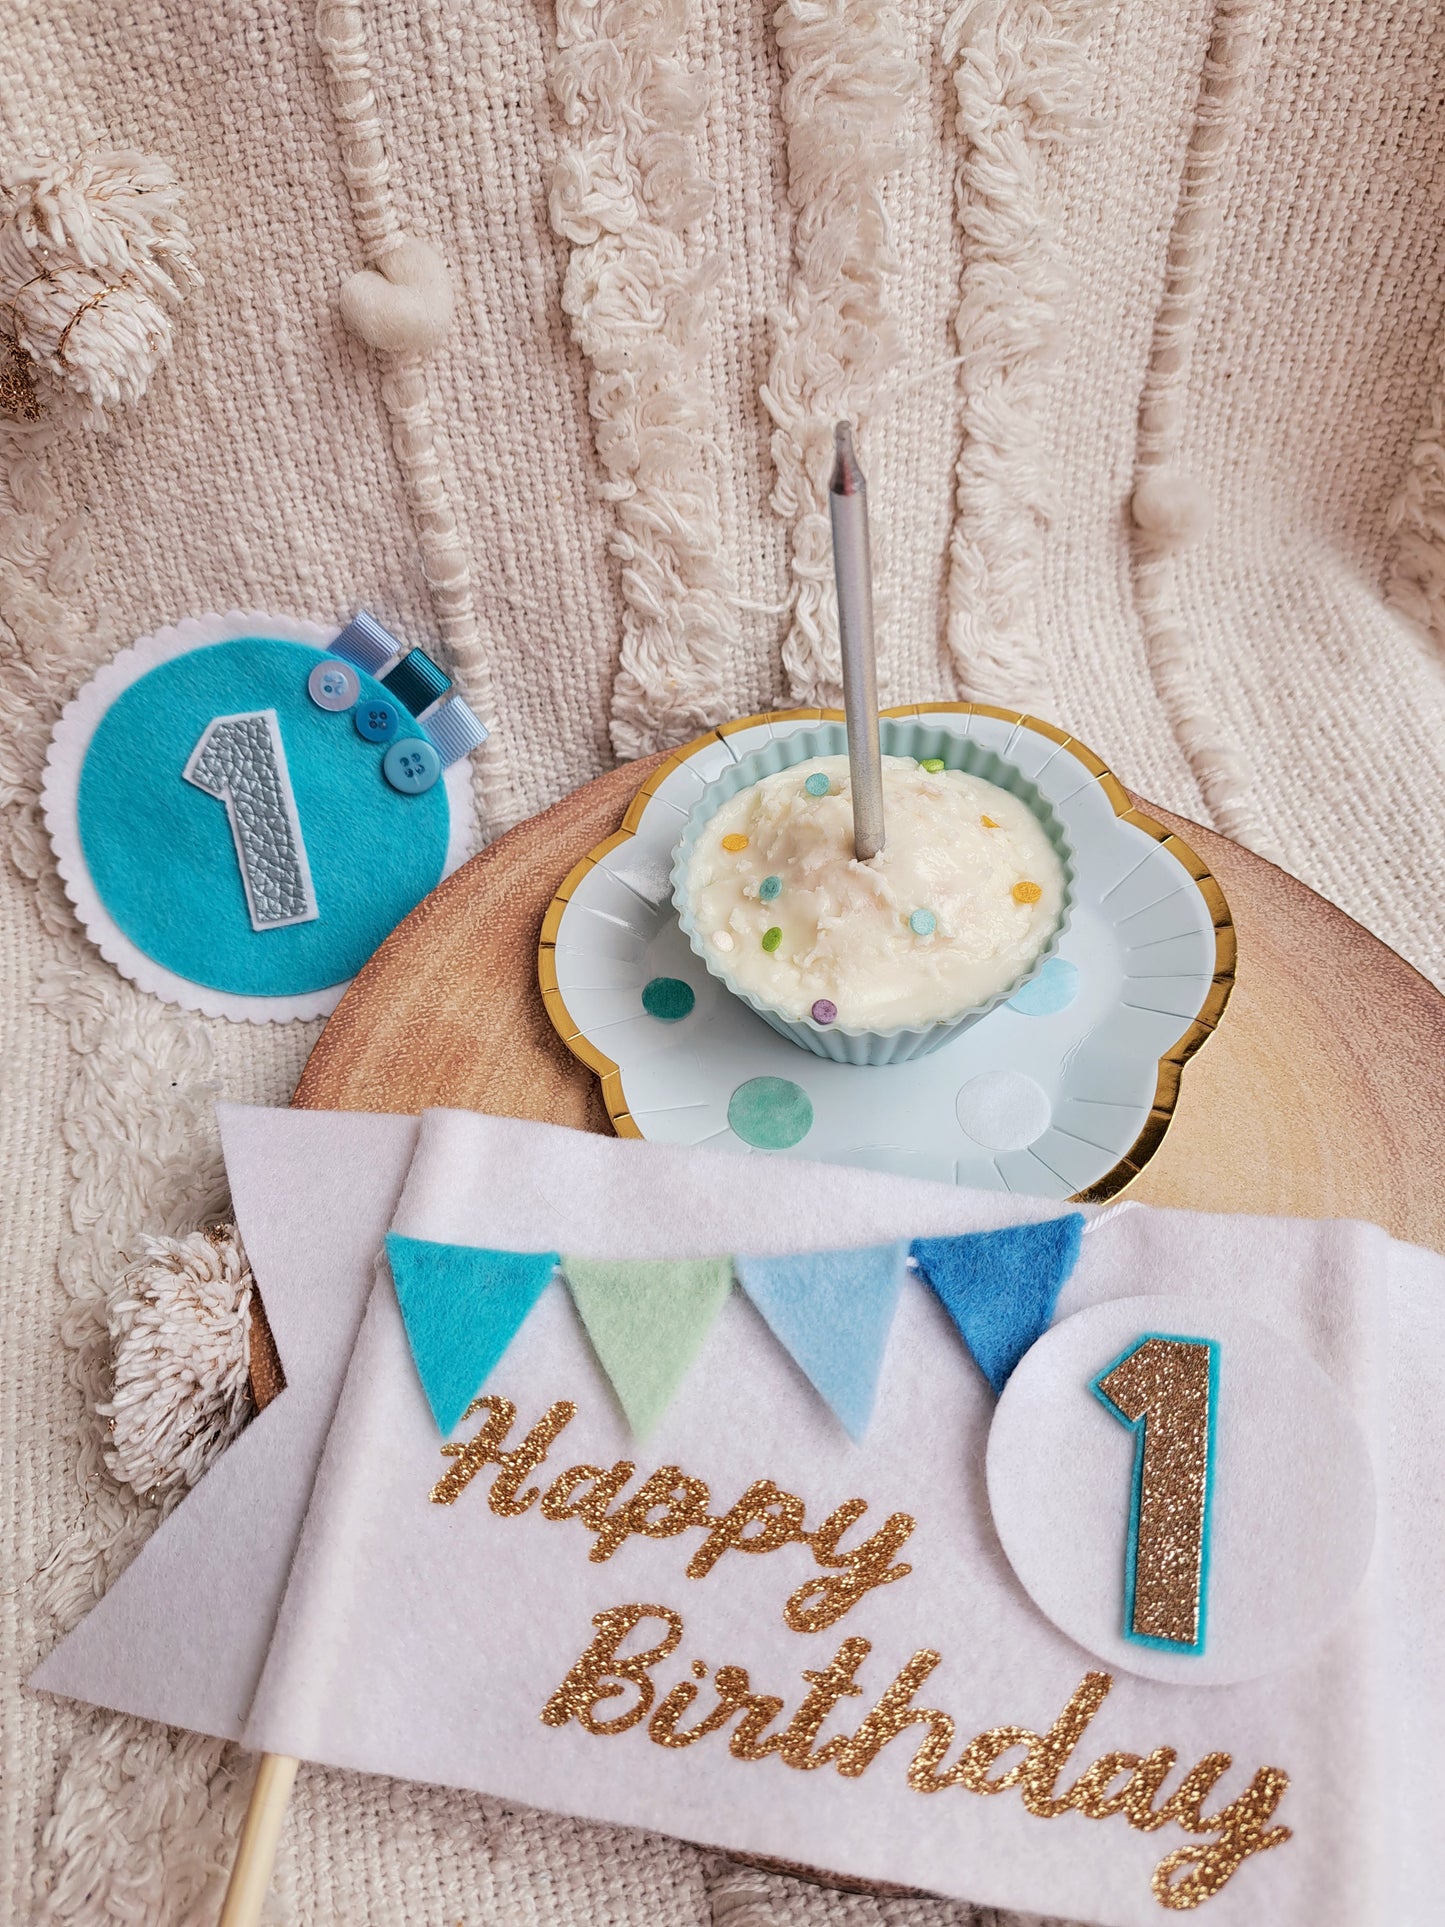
[385,1235,559,1434]
[910,1214,1085,1396]
[733,1242,909,1440]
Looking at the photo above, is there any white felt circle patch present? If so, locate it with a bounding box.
[986,1294,1375,1685]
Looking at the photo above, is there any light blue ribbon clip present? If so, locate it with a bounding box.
[330,609,403,677]
[423,692,490,768]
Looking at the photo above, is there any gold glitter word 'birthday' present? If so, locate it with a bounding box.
[542,1605,1292,1912]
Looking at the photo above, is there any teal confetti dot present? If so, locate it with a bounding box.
[1008,956,1079,1016]
[759,874,782,902]
[641,976,696,1022]
[728,1076,814,1150]
[803,772,830,797]
[761,926,783,952]
[909,908,937,937]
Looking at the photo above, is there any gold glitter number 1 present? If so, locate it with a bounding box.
[1093,1335,1218,1654]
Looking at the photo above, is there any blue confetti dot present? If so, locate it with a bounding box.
[909,908,937,937]
[759,874,782,902]
[1008,956,1080,1016]
[728,1076,813,1150]
[804,772,830,797]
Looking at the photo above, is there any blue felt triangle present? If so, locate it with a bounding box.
[910,1214,1085,1395]
[734,1242,908,1440]
[385,1235,559,1434]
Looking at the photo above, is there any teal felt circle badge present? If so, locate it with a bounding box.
[43,616,474,1020]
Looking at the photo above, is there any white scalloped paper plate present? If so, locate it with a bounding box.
[541,707,1234,1202]
[41,611,477,1023]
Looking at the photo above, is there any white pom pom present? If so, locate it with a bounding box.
[100,1228,252,1499]
[1130,468,1213,549]
[340,235,454,355]
[0,149,198,425]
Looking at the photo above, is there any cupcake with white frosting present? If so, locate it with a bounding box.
[673,730,1072,1064]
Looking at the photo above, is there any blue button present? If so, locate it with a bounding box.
[355,697,403,743]
[383,737,442,794]
[307,658,360,712]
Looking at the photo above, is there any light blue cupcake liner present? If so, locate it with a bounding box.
[670,720,1076,1065]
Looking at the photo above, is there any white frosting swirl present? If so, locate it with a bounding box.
[682,755,1066,1029]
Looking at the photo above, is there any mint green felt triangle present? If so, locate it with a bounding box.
[386,1235,559,1434]
[559,1255,734,1439]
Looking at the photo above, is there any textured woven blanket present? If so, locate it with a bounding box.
[4,0,1445,1920]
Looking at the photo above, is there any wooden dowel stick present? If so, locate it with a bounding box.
[218,1752,298,1927]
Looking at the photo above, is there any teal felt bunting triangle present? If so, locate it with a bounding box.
[559,1255,733,1439]
[910,1214,1084,1395]
[385,1235,559,1434]
[734,1242,908,1440]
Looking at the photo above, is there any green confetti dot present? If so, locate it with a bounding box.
[909,908,937,937]
[803,771,830,797]
[641,975,696,1022]
[759,874,782,902]
[919,757,945,773]
[728,1076,814,1150]
[761,926,783,952]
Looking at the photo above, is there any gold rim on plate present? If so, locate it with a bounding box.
[538,705,1235,1203]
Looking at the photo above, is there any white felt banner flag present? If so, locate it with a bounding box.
[32,1105,1445,1927]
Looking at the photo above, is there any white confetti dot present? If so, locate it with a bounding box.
[955,1070,1051,1150]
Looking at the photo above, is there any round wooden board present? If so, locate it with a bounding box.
[294,754,1445,1254]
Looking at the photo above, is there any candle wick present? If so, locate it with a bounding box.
[831,420,865,497]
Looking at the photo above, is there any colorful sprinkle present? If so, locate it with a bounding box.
[981,814,1000,829]
[641,976,696,1022]
[803,772,830,797]
[728,1076,814,1150]
[711,930,735,952]
[722,832,749,852]
[811,998,837,1026]
[909,908,937,937]
[1012,880,1043,905]
[919,757,945,773]
[759,874,782,902]
[761,926,783,952]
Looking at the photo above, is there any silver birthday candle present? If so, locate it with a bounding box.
[829,421,885,861]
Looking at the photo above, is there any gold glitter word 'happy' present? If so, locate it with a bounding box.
[430,1394,914,1631]
[542,1605,1292,1912]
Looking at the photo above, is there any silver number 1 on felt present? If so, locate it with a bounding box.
[183,710,319,932]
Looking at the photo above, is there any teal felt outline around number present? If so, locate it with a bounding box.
[1091,1331,1219,1656]
[76,636,451,997]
